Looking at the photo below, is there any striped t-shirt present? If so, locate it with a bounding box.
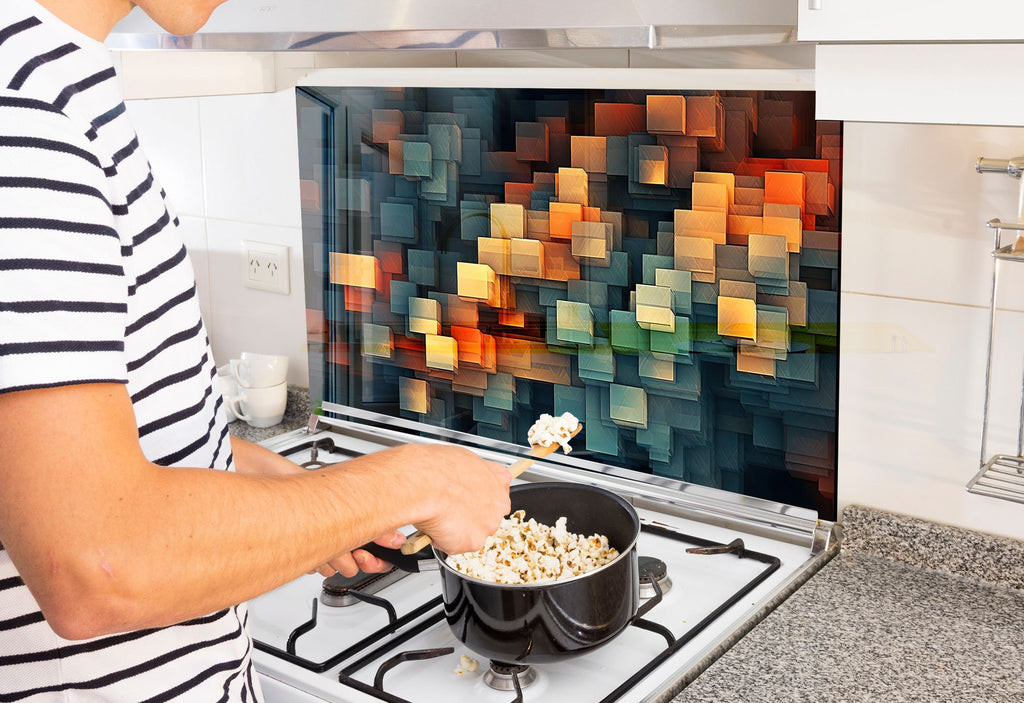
[0,0,261,700]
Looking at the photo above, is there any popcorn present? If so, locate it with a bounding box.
[445,510,618,584]
[527,412,580,454]
[454,654,479,675]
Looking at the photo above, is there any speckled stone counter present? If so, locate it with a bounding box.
[671,506,1024,703]
[227,385,310,444]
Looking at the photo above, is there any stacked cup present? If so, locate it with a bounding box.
[224,352,289,428]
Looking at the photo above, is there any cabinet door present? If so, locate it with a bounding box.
[815,43,1024,126]
[798,0,1024,42]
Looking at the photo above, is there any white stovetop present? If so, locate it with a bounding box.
[247,424,829,703]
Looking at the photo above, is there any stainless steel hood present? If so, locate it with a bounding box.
[106,0,797,52]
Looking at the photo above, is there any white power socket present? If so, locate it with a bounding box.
[243,241,290,294]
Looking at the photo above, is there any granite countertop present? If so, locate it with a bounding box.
[227,385,310,443]
[672,505,1024,702]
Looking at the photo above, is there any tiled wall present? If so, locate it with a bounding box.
[840,122,1024,541]
[125,91,310,386]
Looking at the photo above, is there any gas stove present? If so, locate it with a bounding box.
[248,415,836,703]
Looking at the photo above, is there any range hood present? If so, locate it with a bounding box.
[106,0,797,52]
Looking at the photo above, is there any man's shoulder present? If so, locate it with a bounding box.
[0,9,111,151]
[0,87,107,178]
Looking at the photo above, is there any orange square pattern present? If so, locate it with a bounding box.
[549,202,583,240]
[764,170,806,217]
[330,252,381,290]
[646,95,686,135]
[593,102,647,137]
[717,296,757,340]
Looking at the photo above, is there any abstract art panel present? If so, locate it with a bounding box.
[297,87,841,518]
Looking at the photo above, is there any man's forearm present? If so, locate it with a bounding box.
[231,434,304,476]
[0,383,510,640]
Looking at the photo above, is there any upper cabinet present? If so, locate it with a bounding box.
[800,1,1024,126]
[798,0,1024,42]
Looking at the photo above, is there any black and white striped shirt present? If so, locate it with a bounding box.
[0,0,260,699]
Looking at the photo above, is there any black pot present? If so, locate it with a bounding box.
[365,482,644,664]
[436,482,641,663]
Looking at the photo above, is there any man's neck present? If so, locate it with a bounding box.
[34,0,134,42]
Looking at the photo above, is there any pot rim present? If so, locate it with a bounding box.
[434,482,640,589]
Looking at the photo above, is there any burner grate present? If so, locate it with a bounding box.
[259,525,781,703]
[253,596,443,675]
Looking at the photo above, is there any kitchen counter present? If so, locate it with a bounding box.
[670,505,1024,703]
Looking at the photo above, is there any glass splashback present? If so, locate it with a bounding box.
[296,85,841,519]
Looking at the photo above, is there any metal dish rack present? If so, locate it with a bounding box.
[969,156,1024,504]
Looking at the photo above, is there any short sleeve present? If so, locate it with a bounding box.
[0,93,129,394]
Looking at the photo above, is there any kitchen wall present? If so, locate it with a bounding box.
[840,122,1024,541]
[125,89,310,387]
[117,51,1024,541]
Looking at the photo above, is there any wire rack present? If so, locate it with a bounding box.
[970,216,1024,505]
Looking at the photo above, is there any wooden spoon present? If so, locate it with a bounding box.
[399,423,582,555]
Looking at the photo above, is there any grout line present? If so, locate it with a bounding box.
[200,215,303,231]
[841,289,1024,313]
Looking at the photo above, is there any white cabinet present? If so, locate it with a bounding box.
[798,0,1024,42]
[814,43,1024,126]
[801,1,1024,125]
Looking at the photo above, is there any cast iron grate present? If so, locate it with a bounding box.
[254,524,781,703]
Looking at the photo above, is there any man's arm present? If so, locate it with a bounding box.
[0,383,510,640]
[230,435,403,576]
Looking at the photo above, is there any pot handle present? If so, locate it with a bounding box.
[632,574,665,622]
[359,542,437,573]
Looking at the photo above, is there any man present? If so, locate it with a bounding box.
[0,0,512,700]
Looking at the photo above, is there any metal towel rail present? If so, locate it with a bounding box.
[968,156,1024,504]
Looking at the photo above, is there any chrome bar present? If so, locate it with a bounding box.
[979,254,998,468]
[105,23,803,52]
[976,156,1024,178]
[987,218,1024,232]
[107,26,654,52]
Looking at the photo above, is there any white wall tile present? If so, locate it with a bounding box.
[629,44,814,70]
[274,51,459,90]
[455,49,628,69]
[125,97,205,217]
[839,292,1024,540]
[176,215,213,335]
[816,44,1024,126]
[119,52,275,100]
[204,219,309,386]
[314,51,457,68]
[842,121,1024,311]
[198,91,303,229]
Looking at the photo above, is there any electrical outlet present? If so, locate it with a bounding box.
[243,241,290,294]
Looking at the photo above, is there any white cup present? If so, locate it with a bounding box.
[231,352,288,389]
[216,364,240,421]
[226,382,288,428]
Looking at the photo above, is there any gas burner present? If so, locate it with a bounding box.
[300,439,337,469]
[483,661,538,691]
[320,568,407,607]
[638,555,673,599]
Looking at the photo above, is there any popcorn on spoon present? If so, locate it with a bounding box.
[398,413,583,556]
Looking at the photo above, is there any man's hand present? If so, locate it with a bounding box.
[398,444,512,556]
[313,529,405,577]
[232,437,513,562]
